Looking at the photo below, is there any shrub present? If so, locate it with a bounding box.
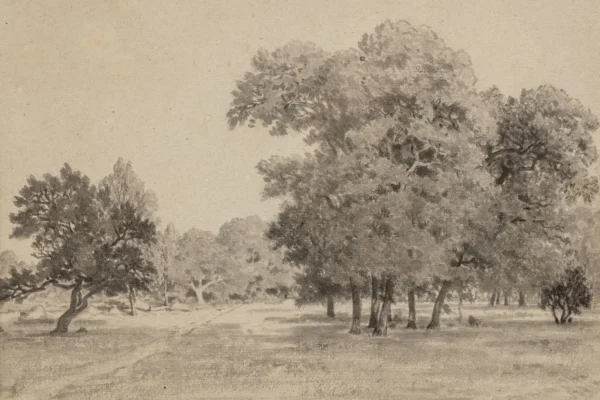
[468,315,482,327]
[540,267,592,325]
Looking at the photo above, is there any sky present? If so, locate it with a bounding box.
[1,0,599,261]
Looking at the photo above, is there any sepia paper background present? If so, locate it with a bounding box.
[1,0,599,261]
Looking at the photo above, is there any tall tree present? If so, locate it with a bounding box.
[149,223,179,306]
[229,20,498,333]
[101,158,158,315]
[480,85,599,306]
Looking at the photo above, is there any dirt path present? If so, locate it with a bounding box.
[8,304,244,400]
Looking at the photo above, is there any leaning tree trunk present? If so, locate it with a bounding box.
[518,291,526,307]
[406,289,417,329]
[373,278,394,337]
[349,279,362,335]
[128,285,137,316]
[326,294,335,318]
[52,283,90,334]
[427,280,452,330]
[368,275,381,329]
[489,289,497,307]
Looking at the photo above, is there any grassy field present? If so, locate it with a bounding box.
[1,300,599,400]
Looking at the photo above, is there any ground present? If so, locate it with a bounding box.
[1,300,599,400]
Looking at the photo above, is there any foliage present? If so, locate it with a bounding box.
[100,158,159,221]
[217,216,295,300]
[230,20,509,326]
[144,216,295,304]
[0,164,157,331]
[539,266,593,324]
[478,84,600,299]
[0,250,31,278]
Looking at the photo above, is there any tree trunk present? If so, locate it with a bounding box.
[349,279,362,335]
[489,289,497,307]
[163,273,169,307]
[427,280,451,330]
[406,289,417,329]
[551,306,560,324]
[458,295,463,323]
[128,285,137,316]
[368,275,381,329]
[52,283,89,334]
[193,279,221,305]
[326,294,335,318]
[495,288,501,306]
[503,291,509,306]
[559,301,572,325]
[518,291,526,307]
[373,278,394,336]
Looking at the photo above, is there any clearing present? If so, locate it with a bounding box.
[1,301,599,400]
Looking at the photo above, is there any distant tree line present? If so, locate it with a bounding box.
[0,159,296,333]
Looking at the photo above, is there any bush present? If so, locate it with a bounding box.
[468,315,482,327]
[540,267,592,325]
[228,293,248,303]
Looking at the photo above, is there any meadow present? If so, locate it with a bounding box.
[1,300,599,400]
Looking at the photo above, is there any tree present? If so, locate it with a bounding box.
[479,85,599,315]
[267,202,349,318]
[356,193,444,335]
[484,86,598,194]
[260,152,377,334]
[148,223,180,306]
[0,164,156,333]
[174,228,227,304]
[101,158,158,315]
[540,266,592,324]
[576,209,600,306]
[217,216,294,297]
[229,20,497,334]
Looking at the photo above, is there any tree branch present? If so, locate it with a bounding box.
[199,277,223,292]
[0,279,76,302]
[486,140,542,165]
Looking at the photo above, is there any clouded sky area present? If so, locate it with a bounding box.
[1,0,599,261]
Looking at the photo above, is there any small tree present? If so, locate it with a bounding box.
[540,267,592,324]
[267,202,353,321]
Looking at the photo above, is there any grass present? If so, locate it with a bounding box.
[1,301,599,399]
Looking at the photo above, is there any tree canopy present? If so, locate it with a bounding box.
[229,19,600,331]
[1,164,157,332]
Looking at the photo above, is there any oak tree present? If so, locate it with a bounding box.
[1,164,156,333]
